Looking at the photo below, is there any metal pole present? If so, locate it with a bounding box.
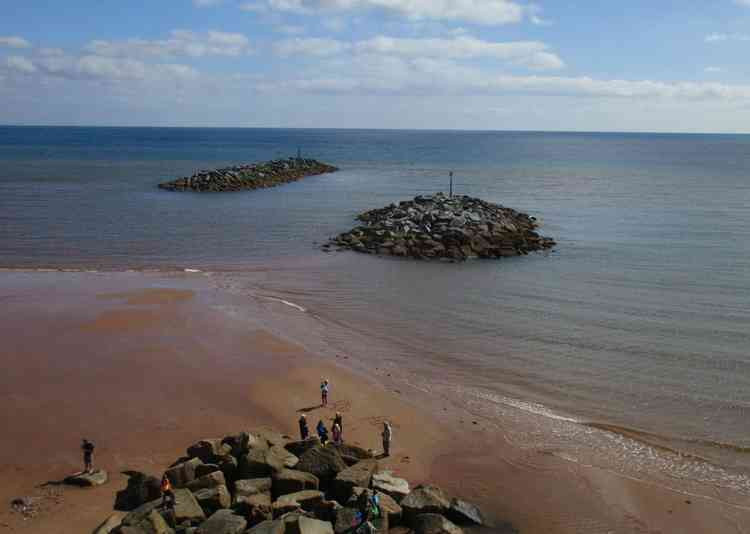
[449,171,453,198]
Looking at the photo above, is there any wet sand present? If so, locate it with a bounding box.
[0,272,748,533]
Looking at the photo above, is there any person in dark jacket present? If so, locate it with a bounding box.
[81,439,95,473]
[299,414,309,440]
[316,420,329,444]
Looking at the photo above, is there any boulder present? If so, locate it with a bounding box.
[374,492,402,526]
[221,432,251,458]
[413,514,462,534]
[372,472,410,502]
[279,512,316,534]
[113,509,173,534]
[64,469,108,487]
[195,510,247,534]
[272,491,325,517]
[187,440,232,464]
[168,488,206,525]
[401,486,450,524]
[255,430,293,449]
[235,478,272,498]
[270,445,299,469]
[185,471,227,492]
[94,512,126,534]
[272,469,319,498]
[166,458,203,488]
[284,438,321,458]
[193,485,231,515]
[447,499,483,526]
[195,464,221,478]
[217,455,238,483]
[329,444,374,466]
[333,508,359,534]
[115,472,162,510]
[296,446,347,489]
[239,449,285,479]
[297,516,334,534]
[333,460,378,503]
[247,519,285,534]
[232,492,272,524]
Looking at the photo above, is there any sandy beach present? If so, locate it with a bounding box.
[0,271,749,533]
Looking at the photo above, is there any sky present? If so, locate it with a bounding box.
[2,1,750,132]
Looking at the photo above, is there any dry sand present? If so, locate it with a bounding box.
[0,274,748,533]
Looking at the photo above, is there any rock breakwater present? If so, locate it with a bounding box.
[327,193,555,261]
[158,158,338,192]
[95,430,485,534]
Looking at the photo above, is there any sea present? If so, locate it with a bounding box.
[1,126,749,496]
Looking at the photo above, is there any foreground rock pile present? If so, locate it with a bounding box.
[97,429,483,534]
[327,193,555,261]
[158,159,338,192]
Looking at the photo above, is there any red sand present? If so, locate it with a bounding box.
[0,275,748,533]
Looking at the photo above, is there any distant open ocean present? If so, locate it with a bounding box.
[1,126,749,493]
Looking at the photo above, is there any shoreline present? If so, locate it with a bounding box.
[0,270,749,533]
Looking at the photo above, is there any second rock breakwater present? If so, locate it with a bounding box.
[158,158,338,192]
[327,193,556,261]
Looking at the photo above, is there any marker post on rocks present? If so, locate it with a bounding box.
[449,171,453,198]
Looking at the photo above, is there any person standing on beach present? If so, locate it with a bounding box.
[321,379,329,406]
[381,422,392,457]
[81,439,95,473]
[299,414,309,440]
[332,422,342,445]
[333,412,343,440]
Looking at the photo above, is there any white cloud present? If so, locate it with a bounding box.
[355,36,564,69]
[6,56,37,73]
[0,36,31,49]
[322,17,347,32]
[705,32,750,42]
[704,66,724,73]
[249,0,524,25]
[274,37,350,56]
[734,0,750,6]
[275,24,306,35]
[85,30,252,59]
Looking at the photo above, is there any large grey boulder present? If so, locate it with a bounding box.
[194,485,231,516]
[232,492,272,525]
[221,432,252,458]
[413,514,463,534]
[284,438,321,458]
[297,516,334,534]
[115,472,162,510]
[374,492,401,526]
[329,444,374,466]
[447,498,483,526]
[235,478,272,498]
[185,471,226,492]
[270,445,299,469]
[195,464,220,479]
[187,440,233,465]
[64,469,108,487]
[217,455,238,484]
[166,458,203,488]
[272,469,319,498]
[113,509,173,534]
[401,486,450,524]
[238,449,285,479]
[296,446,347,489]
[333,460,377,503]
[254,430,292,450]
[272,491,325,517]
[120,488,205,526]
[333,508,359,534]
[372,472,410,502]
[196,509,247,534]
[247,519,285,534]
[93,512,126,534]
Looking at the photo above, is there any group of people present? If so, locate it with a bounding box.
[298,379,393,457]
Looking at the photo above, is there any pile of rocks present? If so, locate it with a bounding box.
[96,429,483,534]
[158,159,338,192]
[327,193,555,261]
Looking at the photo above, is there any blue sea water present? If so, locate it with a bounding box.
[1,126,749,485]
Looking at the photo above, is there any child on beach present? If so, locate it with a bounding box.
[332,422,342,444]
[333,412,343,440]
[81,439,95,473]
[161,474,175,511]
[321,379,329,406]
[316,420,329,444]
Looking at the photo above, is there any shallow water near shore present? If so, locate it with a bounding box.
[1,126,750,500]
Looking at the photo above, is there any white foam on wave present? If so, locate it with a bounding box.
[476,390,581,424]
[184,268,202,273]
[264,296,307,312]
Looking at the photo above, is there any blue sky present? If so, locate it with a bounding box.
[2,0,750,131]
